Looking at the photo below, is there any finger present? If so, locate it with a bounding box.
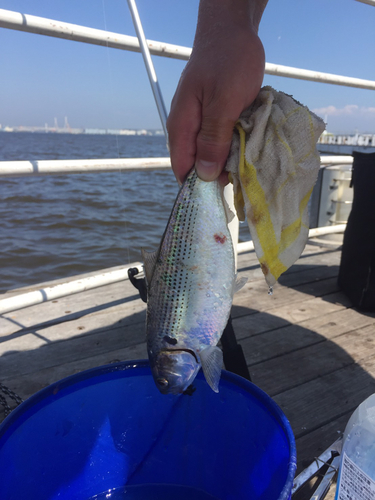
[218,170,229,187]
[195,100,239,182]
[167,93,201,185]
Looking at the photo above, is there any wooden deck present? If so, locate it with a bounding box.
[1,235,375,498]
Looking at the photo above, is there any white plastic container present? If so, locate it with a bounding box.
[335,394,375,499]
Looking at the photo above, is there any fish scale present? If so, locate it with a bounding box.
[143,169,238,394]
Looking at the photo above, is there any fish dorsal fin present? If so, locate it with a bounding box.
[200,345,223,393]
[234,275,248,294]
[141,248,158,285]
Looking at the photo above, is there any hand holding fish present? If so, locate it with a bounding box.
[167,0,268,185]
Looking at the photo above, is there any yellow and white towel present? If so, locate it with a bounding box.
[226,86,325,286]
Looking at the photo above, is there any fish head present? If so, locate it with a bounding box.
[152,349,200,395]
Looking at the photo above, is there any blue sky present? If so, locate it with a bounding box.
[1,0,374,133]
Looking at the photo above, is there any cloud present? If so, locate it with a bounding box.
[313,105,375,117]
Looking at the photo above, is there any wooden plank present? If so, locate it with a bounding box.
[278,260,340,287]
[263,291,350,324]
[274,353,375,439]
[0,316,148,381]
[2,342,148,401]
[232,294,358,340]
[290,307,375,341]
[234,302,360,342]
[236,249,341,287]
[236,250,260,270]
[240,324,326,366]
[233,276,345,317]
[249,324,375,396]
[295,413,349,473]
[232,309,291,338]
[233,290,349,327]
[0,300,146,357]
[236,243,339,274]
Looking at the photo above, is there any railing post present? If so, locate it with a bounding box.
[126,0,169,141]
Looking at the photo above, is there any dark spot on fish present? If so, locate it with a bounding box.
[214,232,227,244]
[164,335,178,345]
[260,262,269,275]
[183,384,196,396]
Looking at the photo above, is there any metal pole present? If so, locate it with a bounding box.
[355,0,375,6]
[126,0,168,139]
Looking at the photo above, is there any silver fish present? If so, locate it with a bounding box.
[142,169,246,395]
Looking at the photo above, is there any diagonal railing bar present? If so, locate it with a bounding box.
[1,9,375,90]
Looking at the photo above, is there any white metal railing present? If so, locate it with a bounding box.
[0,225,346,315]
[0,156,352,177]
[0,264,144,316]
[1,8,375,90]
[0,9,191,59]
[0,158,171,177]
[319,156,353,165]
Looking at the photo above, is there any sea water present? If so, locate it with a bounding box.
[88,484,219,500]
[0,132,252,292]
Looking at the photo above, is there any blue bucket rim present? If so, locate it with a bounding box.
[0,360,296,500]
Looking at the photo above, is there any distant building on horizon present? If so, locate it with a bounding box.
[0,124,165,136]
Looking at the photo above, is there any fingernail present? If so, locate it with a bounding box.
[195,160,221,182]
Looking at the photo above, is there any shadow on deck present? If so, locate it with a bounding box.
[1,241,375,493]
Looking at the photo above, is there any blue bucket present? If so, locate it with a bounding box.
[0,361,296,500]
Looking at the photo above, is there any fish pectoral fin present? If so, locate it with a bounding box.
[200,346,223,393]
[234,275,248,294]
[141,248,158,284]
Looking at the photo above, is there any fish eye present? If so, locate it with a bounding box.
[157,378,169,387]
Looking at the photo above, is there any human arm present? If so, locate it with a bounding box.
[167,0,268,184]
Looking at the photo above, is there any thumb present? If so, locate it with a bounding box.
[195,113,236,182]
